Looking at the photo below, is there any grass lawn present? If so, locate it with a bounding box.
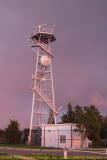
[0,153,24,159]
[0,154,107,160]
[27,155,107,160]
[0,143,61,150]
[0,153,107,160]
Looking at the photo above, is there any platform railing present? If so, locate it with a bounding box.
[34,27,53,35]
[28,39,54,57]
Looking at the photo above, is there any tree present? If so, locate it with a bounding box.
[61,104,87,147]
[5,119,22,144]
[100,116,107,146]
[74,105,86,148]
[83,105,102,147]
[61,103,103,147]
[0,129,5,143]
[48,109,55,124]
[101,116,107,139]
[61,103,75,123]
[23,128,29,144]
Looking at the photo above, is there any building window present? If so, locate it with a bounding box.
[60,135,66,143]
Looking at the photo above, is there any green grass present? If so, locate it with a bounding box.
[27,155,107,160]
[0,153,24,159]
[0,153,107,160]
[0,143,61,150]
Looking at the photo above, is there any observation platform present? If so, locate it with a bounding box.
[30,27,56,44]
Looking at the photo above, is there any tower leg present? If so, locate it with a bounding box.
[28,92,35,145]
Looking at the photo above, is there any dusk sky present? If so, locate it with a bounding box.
[0,0,107,129]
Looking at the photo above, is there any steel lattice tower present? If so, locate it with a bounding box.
[28,24,58,144]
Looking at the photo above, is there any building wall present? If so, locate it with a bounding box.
[41,124,71,148]
[41,123,88,149]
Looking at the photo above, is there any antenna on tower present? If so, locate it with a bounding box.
[36,24,46,27]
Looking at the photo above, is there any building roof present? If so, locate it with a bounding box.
[41,123,76,127]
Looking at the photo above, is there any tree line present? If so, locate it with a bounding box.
[61,103,107,147]
[0,120,29,144]
[0,103,107,147]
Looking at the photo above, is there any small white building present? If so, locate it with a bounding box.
[41,123,88,149]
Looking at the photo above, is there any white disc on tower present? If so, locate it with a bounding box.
[41,55,51,66]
